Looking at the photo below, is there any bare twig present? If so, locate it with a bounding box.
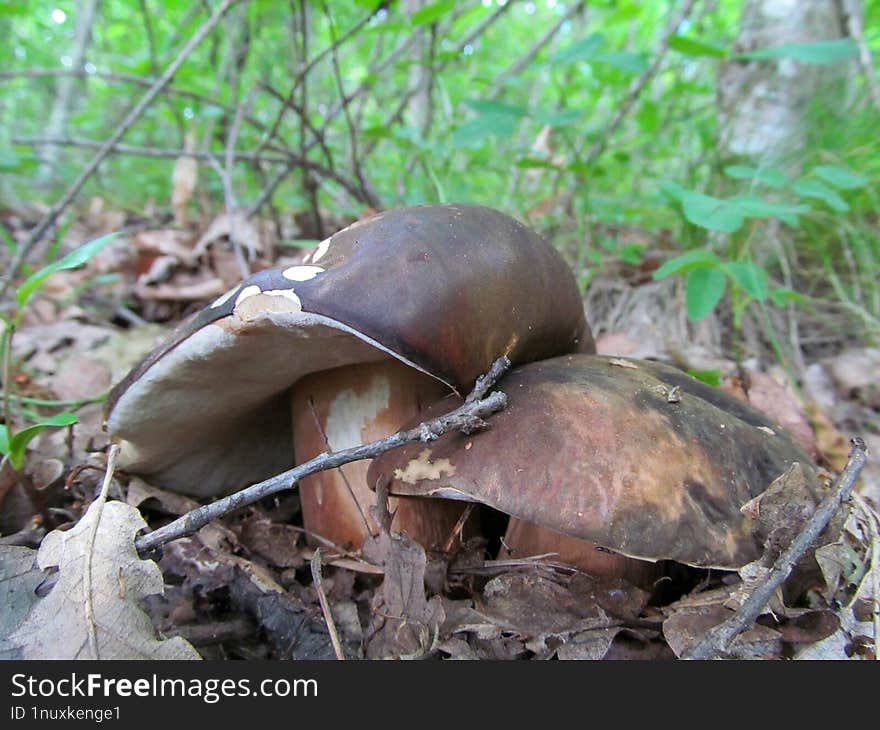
[253,5,381,160]
[167,618,255,646]
[134,357,511,555]
[683,438,869,660]
[0,68,272,136]
[206,155,250,278]
[322,0,377,210]
[582,0,697,169]
[363,1,515,159]
[442,503,475,554]
[12,136,375,209]
[0,0,239,304]
[489,0,584,98]
[13,136,287,164]
[311,549,346,660]
[39,0,99,184]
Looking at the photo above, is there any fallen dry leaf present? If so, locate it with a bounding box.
[663,604,782,659]
[0,546,44,659]
[723,367,818,458]
[364,531,445,659]
[8,499,200,659]
[172,157,199,228]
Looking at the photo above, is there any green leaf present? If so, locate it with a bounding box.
[687,368,722,387]
[812,165,868,190]
[792,179,849,212]
[727,195,811,227]
[551,33,605,64]
[532,108,583,127]
[411,0,456,26]
[724,261,769,301]
[686,267,727,320]
[5,412,78,470]
[0,424,8,454]
[653,249,721,280]
[451,114,517,147]
[738,39,857,65]
[669,35,726,58]
[724,165,788,188]
[769,287,808,306]
[16,233,120,308]
[462,99,528,117]
[277,239,322,249]
[681,191,745,232]
[514,157,562,170]
[594,51,648,73]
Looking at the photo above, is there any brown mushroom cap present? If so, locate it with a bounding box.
[367,354,817,569]
[105,204,592,496]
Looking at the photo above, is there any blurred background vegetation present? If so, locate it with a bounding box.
[1,0,878,371]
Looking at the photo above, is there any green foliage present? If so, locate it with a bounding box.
[0,234,117,471]
[2,1,878,348]
[0,413,78,470]
[736,39,858,65]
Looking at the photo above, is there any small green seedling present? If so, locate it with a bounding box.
[0,232,119,471]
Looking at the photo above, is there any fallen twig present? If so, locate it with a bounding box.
[311,549,346,661]
[134,357,511,556]
[683,438,869,660]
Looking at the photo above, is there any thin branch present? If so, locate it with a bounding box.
[0,68,272,136]
[13,136,375,209]
[253,5,382,159]
[0,0,240,305]
[311,549,346,660]
[582,0,697,168]
[489,0,584,98]
[138,0,159,75]
[683,438,869,660]
[322,0,377,210]
[134,357,511,556]
[14,136,287,164]
[363,1,515,159]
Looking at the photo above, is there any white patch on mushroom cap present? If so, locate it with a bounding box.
[210,285,239,309]
[282,265,325,282]
[234,284,262,308]
[234,289,303,321]
[310,238,332,264]
[394,448,456,484]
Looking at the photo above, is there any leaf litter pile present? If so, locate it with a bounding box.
[1,203,878,660]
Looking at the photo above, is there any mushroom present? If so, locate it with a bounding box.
[367,354,817,582]
[105,204,594,550]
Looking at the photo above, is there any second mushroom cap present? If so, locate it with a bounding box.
[368,354,818,569]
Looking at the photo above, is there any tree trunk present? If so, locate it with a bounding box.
[717,0,850,168]
[39,0,100,187]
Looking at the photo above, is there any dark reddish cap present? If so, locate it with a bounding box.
[105,204,592,496]
[368,354,817,569]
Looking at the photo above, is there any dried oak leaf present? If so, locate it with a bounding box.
[476,571,619,658]
[663,604,782,659]
[365,531,445,659]
[0,546,44,659]
[8,499,200,659]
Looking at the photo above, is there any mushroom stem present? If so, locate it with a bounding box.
[501,518,661,589]
[291,359,471,550]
